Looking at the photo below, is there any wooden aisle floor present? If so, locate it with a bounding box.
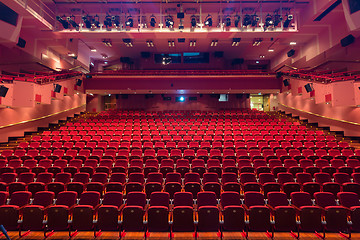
[1,231,358,239]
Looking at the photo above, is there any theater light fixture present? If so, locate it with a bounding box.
[67,16,79,30]
[112,16,120,28]
[125,16,134,27]
[283,14,293,28]
[264,14,274,31]
[243,14,251,26]
[273,14,282,27]
[251,14,260,27]
[225,16,231,27]
[165,16,174,28]
[204,15,212,26]
[150,15,156,27]
[191,16,197,28]
[82,16,92,29]
[91,15,100,28]
[234,15,240,27]
[104,15,112,31]
[56,16,69,29]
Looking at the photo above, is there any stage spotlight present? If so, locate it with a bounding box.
[165,16,174,28]
[243,14,251,26]
[225,16,231,27]
[67,16,79,30]
[273,14,282,27]
[264,14,274,31]
[150,15,156,27]
[91,15,100,28]
[126,16,133,27]
[104,15,112,30]
[251,15,259,27]
[56,16,69,29]
[112,16,120,28]
[283,14,293,28]
[234,15,240,27]
[82,16,92,29]
[204,15,212,26]
[191,16,197,27]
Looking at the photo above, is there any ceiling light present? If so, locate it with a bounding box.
[90,47,97,52]
[168,41,175,47]
[101,53,108,59]
[253,38,262,46]
[256,61,260,64]
[268,49,274,52]
[123,38,133,47]
[102,39,112,47]
[146,40,154,47]
[232,38,241,46]
[210,40,218,47]
[290,42,297,45]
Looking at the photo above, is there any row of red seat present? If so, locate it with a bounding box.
[2,144,354,155]
[18,138,343,149]
[1,190,359,238]
[2,166,360,199]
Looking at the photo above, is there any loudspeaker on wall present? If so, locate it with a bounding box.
[54,84,62,93]
[341,34,355,47]
[304,83,314,92]
[0,86,9,97]
[76,79,82,86]
[287,49,295,57]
